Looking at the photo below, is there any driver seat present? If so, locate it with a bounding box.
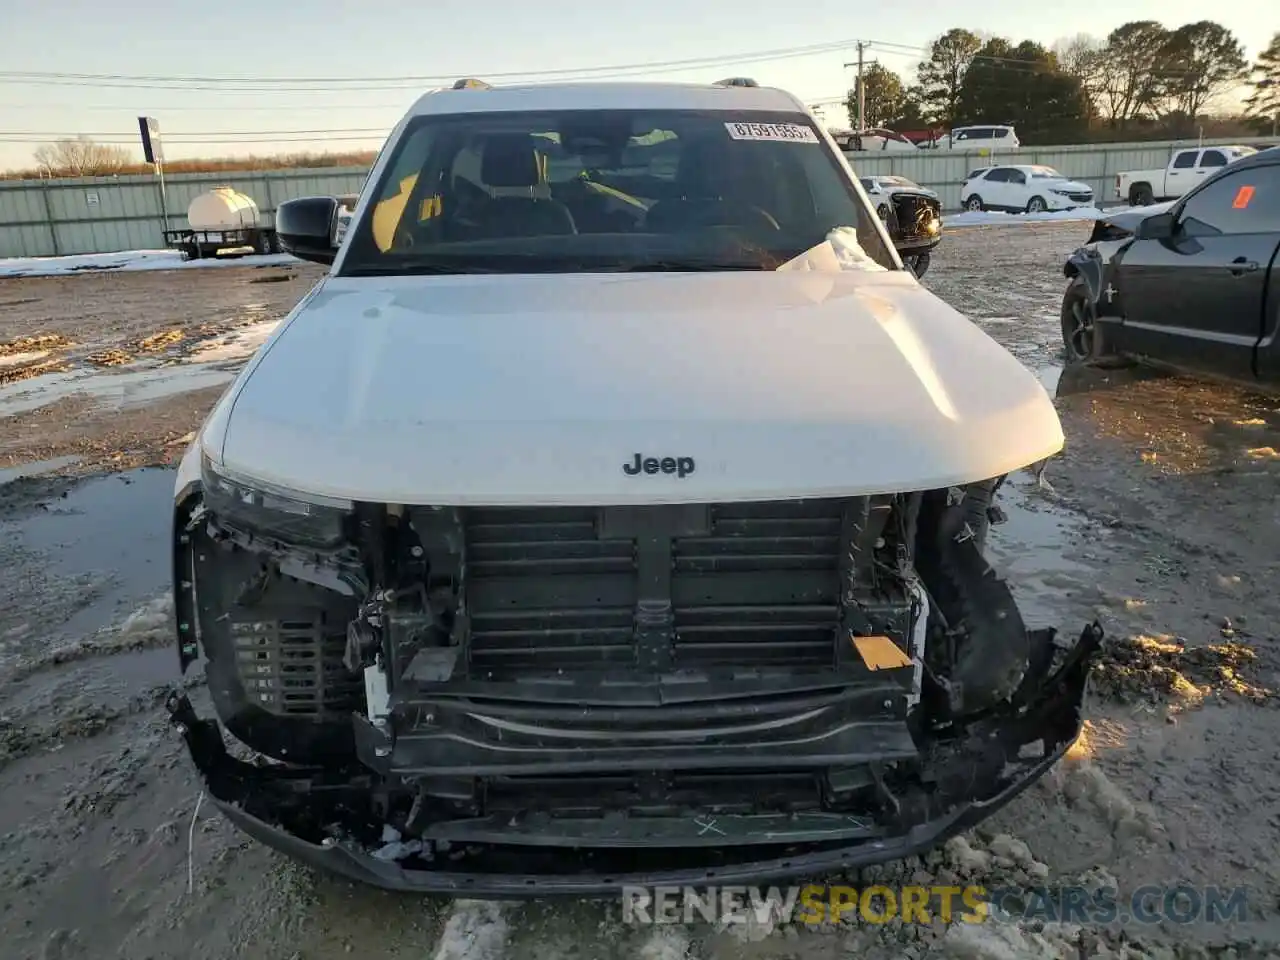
[471,134,577,238]
[643,136,768,233]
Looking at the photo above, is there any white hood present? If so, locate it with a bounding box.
[207,270,1063,505]
[1048,178,1091,192]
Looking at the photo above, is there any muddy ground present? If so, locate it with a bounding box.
[1,226,1279,959]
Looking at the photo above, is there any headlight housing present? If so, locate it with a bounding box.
[200,454,351,549]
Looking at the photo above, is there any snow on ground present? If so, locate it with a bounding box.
[944,206,1112,227]
[0,248,300,279]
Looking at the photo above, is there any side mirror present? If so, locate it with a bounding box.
[1135,211,1175,241]
[276,196,339,265]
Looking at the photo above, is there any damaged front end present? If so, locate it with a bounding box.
[169,462,1101,896]
[885,192,942,278]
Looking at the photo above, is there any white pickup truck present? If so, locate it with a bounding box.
[1115,145,1256,205]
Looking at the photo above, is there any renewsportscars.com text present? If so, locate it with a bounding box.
[622,884,1249,926]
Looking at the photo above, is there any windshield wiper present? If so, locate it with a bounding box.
[343,262,499,277]
[620,260,767,272]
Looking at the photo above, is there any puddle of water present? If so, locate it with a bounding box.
[7,467,176,638]
[987,472,1103,627]
[184,316,281,364]
[1037,364,1063,394]
[0,455,83,485]
[0,350,50,369]
[0,360,235,417]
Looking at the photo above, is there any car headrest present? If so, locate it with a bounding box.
[480,134,542,188]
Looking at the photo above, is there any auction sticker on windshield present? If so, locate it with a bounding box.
[725,121,818,143]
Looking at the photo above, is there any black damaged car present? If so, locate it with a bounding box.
[1062,148,1280,382]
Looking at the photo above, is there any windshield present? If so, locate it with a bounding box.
[1030,166,1062,178]
[339,108,897,275]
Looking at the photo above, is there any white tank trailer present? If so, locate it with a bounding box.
[162,187,281,260]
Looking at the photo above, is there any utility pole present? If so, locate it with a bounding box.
[843,42,876,131]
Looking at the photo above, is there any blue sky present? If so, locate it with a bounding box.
[0,0,1272,169]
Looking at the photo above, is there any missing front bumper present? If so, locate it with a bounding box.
[165,621,1103,897]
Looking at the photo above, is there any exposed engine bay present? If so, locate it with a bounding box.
[168,470,1101,894]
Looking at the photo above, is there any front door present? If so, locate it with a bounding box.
[1163,149,1200,199]
[1119,164,1280,381]
[979,168,1014,209]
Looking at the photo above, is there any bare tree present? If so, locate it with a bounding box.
[1095,21,1169,127]
[1156,21,1247,119]
[32,137,133,177]
[1052,33,1108,122]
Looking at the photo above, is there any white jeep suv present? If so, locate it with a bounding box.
[166,76,1100,896]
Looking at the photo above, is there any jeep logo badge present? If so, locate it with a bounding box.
[623,453,695,478]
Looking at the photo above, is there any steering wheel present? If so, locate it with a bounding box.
[685,201,781,232]
[393,219,417,250]
[741,204,782,231]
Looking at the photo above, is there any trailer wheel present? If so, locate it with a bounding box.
[180,244,198,261]
[267,231,282,254]
[254,231,271,256]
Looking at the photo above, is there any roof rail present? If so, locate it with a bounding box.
[714,77,758,88]
[451,78,492,90]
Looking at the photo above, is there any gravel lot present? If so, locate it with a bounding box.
[1,224,1278,960]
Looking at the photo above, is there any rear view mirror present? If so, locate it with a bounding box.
[1135,211,1175,241]
[276,196,340,265]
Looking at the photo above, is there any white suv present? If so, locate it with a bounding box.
[939,125,1019,151]
[961,164,1094,213]
[166,76,1097,897]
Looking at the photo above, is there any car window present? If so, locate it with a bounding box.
[966,168,986,180]
[1172,151,1198,170]
[1201,150,1228,168]
[1007,169,1027,185]
[992,129,1010,139]
[1177,166,1280,237]
[342,108,898,274]
[984,168,1009,182]
[1030,166,1061,178]
[859,178,876,191]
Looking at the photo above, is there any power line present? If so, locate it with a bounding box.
[0,38,867,91]
[0,101,414,111]
[1,127,391,138]
[0,135,384,145]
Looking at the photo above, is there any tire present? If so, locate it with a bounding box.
[267,230,282,254]
[254,231,271,256]
[964,195,984,212]
[1026,195,1048,213]
[1129,183,1154,206]
[1061,280,1123,367]
[876,203,891,223]
[907,251,931,278]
